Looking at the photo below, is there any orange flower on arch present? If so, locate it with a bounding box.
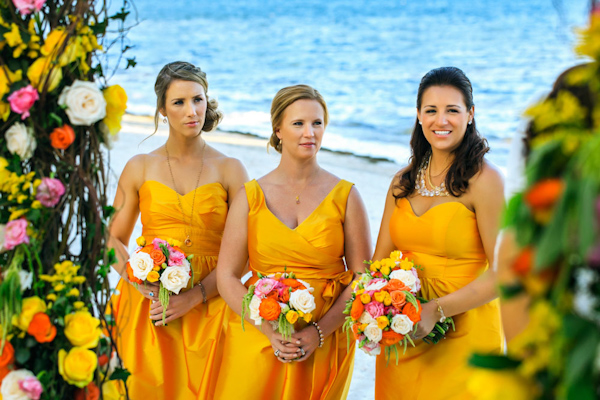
[259,297,281,321]
[74,381,100,400]
[512,247,534,277]
[49,124,75,150]
[27,312,57,343]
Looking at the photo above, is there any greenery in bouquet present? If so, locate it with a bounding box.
[468,10,600,400]
[343,251,454,364]
[0,0,135,398]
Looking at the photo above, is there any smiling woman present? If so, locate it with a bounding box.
[215,84,372,399]
[108,61,249,399]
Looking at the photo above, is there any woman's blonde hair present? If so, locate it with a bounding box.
[269,85,328,153]
[153,61,223,134]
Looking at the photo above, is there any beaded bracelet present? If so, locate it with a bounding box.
[198,282,207,304]
[433,298,446,323]
[311,321,325,348]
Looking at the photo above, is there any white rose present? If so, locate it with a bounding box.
[359,273,372,285]
[390,314,414,335]
[160,266,190,294]
[1,369,35,400]
[361,341,381,356]
[364,322,383,343]
[58,80,107,126]
[249,295,263,325]
[389,269,418,292]
[18,269,32,291]
[296,278,314,293]
[128,250,154,281]
[5,122,36,160]
[289,289,316,314]
[358,311,376,324]
[364,280,387,292]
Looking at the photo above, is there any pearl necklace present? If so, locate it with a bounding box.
[415,155,449,197]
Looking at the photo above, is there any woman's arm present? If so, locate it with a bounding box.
[293,186,372,362]
[414,163,505,338]
[151,158,249,326]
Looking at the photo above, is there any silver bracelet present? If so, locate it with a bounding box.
[311,321,325,348]
[198,282,207,304]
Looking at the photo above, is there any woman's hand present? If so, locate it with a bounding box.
[412,301,438,340]
[289,325,321,363]
[149,287,201,326]
[263,322,302,363]
[133,281,160,301]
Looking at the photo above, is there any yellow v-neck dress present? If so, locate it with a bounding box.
[214,179,355,400]
[375,198,504,400]
[110,181,229,400]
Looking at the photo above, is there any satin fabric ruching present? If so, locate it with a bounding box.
[110,181,229,399]
[214,179,355,400]
[375,198,504,400]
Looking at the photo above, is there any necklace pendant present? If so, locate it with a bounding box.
[185,236,192,247]
[295,196,300,204]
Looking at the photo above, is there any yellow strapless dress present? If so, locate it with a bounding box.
[214,179,355,400]
[375,198,504,400]
[110,181,229,399]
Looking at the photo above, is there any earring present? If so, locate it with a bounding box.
[468,120,472,125]
[418,120,422,125]
[163,116,167,124]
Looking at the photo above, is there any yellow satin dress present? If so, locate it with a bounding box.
[375,198,504,400]
[110,181,229,400]
[214,179,355,400]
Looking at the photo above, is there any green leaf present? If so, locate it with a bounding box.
[126,58,137,69]
[91,20,108,35]
[468,353,521,370]
[15,347,31,364]
[109,367,131,382]
[109,10,130,21]
[565,328,599,385]
[576,177,598,258]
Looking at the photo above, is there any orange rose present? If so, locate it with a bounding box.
[384,279,410,292]
[512,247,534,277]
[403,300,422,323]
[278,288,290,303]
[266,290,279,300]
[390,290,407,310]
[49,124,75,150]
[258,297,281,321]
[350,298,364,321]
[380,330,404,346]
[149,249,166,266]
[139,246,153,255]
[0,366,10,381]
[0,340,14,368]
[281,279,305,290]
[525,179,563,209]
[27,312,57,343]
[74,382,100,400]
[126,263,143,284]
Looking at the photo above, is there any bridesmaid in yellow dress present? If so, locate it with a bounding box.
[108,62,248,399]
[373,67,505,400]
[215,85,371,399]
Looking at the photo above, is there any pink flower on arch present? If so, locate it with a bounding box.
[4,218,29,250]
[36,177,65,207]
[18,376,43,400]
[7,85,39,120]
[12,0,46,15]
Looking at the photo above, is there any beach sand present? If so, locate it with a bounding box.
[109,114,407,399]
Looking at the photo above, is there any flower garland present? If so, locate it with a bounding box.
[0,0,133,398]
[468,9,600,399]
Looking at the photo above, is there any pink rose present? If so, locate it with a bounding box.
[35,177,65,207]
[152,238,168,250]
[168,250,186,266]
[384,305,399,316]
[12,0,45,14]
[7,85,39,120]
[362,341,381,356]
[5,218,29,250]
[18,376,43,400]
[254,278,278,297]
[365,301,385,318]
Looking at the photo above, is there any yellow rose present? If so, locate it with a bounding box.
[285,310,299,324]
[360,293,371,304]
[73,301,85,310]
[135,236,146,247]
[376,316,389,329]
[369,260,381,272]
[12,296,46,331]
[53,283,66,291]
[27,57,63,93]
[41,28,68,61]
[303,312,312,323]
[64,311,101,348]
[67,288,80,297]
[0,66,23,99]
[399,259,414,271]
[389,250,403,262]
[72,276,86,284]
[383,292,392,306]
[46,294,57,302]
[380,265,391,276]
[0,101,10,121]
[102,379,127,400]
[146,270,160,283]
[58,347,97,388]
[374,292,386,303]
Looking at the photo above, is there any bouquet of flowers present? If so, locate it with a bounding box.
[126,237,193,324]
[343,251,454,361]
[242,272,317,339]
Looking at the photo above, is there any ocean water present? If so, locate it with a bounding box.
[111,0,590,167]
